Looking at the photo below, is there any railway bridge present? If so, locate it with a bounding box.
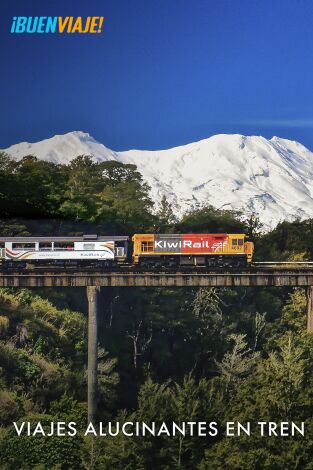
[1,262,313,423]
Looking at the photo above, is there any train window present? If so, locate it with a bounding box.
[39,242,52,251]
[54,242,75,251]
[12,243,36,249]
[0,243,4,248]
[238,239,244,246]
[83,243,95,250]
[232,239,238,246]
[141,241,153,252]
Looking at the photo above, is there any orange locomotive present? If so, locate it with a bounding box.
[132,233,254,268]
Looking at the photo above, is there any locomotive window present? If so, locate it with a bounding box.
[238,239,244,246]
[39,242,52,251]
[232,239,238,246]
[141,241,154,252]
[83,243,95,250]
[12,243,36,249]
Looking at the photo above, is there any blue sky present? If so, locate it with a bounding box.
[1,0,313,150]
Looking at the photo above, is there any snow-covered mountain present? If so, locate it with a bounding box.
[3,130,313,230]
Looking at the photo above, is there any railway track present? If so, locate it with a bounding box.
[253,261,313,269]
[1,261,313,273]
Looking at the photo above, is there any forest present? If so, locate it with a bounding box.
[1,152,313,469]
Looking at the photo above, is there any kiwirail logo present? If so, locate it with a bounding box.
[10,16,105,34]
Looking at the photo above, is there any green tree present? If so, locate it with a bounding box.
[0,414,82,469]
[58,155,101,221]
[96,180,154,233]
[155,195,178,232]
[178,205,246,233]
[0,152,18,217]
[13,155,66,217]
[216,333,260,398]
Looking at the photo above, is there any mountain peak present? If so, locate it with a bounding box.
[2,131,313,230]
[62,130,93,140]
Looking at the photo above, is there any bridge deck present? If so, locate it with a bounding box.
[1,267,313,287]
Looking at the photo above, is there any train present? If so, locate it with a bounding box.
[0,233,254,269]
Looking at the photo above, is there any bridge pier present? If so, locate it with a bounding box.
[307,286,313,332]
[87,286,100,424]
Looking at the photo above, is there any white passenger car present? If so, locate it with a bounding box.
[0,235,129,267]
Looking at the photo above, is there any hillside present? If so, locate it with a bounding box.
[3,131,313,230]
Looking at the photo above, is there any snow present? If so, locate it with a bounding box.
[3,131,313,231]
